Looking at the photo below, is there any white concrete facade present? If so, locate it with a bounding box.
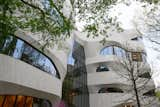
[73,30,158,107]
[0,30,69,106]
[0,29,158,107]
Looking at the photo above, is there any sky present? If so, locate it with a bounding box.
[109,1,145,29]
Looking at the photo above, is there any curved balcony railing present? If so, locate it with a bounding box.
[0,35,60,79]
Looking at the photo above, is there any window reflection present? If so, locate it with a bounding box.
[114,46,126,57]
[100,46,146,62]
[100,46,113,55]
[100,46,126,57]
[0,35,60,78]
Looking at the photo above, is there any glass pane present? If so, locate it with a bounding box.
[3,95,16,107]
[0,35,59,78]
[100,46,113,55]
[13,40,24,59]
[68,52,75,65]
[26,97,33,107]
[0,96,5,106]
[114,46,126,57]
[15,96,26,107]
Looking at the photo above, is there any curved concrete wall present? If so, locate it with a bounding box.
[15,30,68,81]
[73,30,156,107]
[89,93,133,107]
[88,72,128,86]
[0,54,61,105]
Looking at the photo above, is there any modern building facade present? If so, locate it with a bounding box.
[0,29,159,107]
[64,30,159,107]
[62,41,89,107]
[0,30,69,107]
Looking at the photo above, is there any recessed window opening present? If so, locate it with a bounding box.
[96,65,109,72]
[98,87,124,93]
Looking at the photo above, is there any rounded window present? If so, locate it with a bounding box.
[0,35,60,79]
[100,46,126,57]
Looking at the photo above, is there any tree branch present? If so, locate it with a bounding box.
[20,0,45,17]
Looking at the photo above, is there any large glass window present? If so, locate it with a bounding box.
[0,95,51,107]
[100,46,113,55]
[100,46,146,62]
[100,46,126,57]
[0,35,60,78]
[114,46,126,57]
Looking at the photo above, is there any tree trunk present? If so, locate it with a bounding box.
[131,72,141,107]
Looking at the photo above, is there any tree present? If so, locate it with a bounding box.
[0,0,158,47]
[114,49,158,107]
[0,0,72,47]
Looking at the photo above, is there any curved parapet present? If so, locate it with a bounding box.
[0,30,69,106]
[0,54,61,105]
[15,30,69,81]
[73,29,157,107]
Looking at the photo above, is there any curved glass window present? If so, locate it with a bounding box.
[0,95,51,107]
[114,46,126,57]
[98,87,123,93]
[100,46,113,55]
[100,46,126,57]
[0,35,60,79]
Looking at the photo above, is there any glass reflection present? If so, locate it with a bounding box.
[114,46,126,57]
[100,46,126,57]
[100,46,113,55]
[100,46,146,62]
[0,35,60,78]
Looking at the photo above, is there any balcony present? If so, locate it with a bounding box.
[0,54,62,100]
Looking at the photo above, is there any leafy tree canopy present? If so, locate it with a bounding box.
[0,0,159,45]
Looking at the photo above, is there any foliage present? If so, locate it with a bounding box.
[0,0,159,46]
[73,0,123,38]
[0,0,72,46]
[156,91,160,101]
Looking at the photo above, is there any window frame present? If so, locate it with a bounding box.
[0,35,60,79]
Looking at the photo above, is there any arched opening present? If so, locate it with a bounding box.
[100,46,126,57]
